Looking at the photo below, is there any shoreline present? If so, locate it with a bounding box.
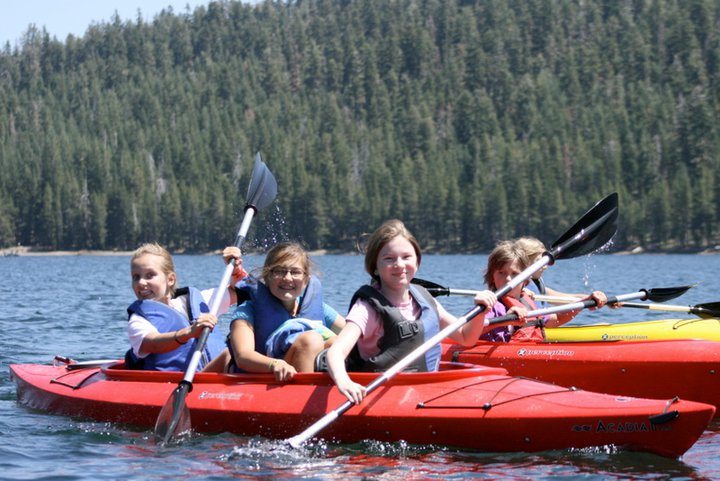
[2,246,719,257]
[0,246,349,257]
[0,247,134,257]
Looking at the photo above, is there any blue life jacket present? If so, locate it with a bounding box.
[126,287,226,371]
[234,275,325,353]
[348,284,440,372]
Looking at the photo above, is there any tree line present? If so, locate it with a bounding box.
[0,0,718,253]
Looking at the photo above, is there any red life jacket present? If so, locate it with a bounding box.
[501,294,546,342]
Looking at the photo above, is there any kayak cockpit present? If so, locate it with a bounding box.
[97,360,507,386]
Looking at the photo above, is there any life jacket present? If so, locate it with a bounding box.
[347,284,440,373]
[503,294,546,342]
[125,287,226,371]
[479,301,513,342]
[502,294,533,311]
[234,275,325,353]
[481,293,544,343]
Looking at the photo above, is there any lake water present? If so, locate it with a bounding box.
[2,252,720,480]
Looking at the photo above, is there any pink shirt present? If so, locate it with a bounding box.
[346,291,449,360]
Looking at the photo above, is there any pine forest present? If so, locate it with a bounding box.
[0,0,718,253]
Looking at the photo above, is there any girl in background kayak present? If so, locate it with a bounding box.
[126,242,245,372]
[480,240,607,342]
[325,219,497,405]
[479,241,534,342]
[227,242,345,381]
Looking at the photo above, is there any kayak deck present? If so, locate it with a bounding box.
[545,317,720,342]
[443,337,720,416]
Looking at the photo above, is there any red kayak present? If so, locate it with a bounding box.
[442,338,720,416]
[10,359,714,458]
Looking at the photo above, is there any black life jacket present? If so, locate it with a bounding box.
[347,284,440,372]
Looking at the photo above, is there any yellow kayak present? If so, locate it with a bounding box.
[545,317,720,342]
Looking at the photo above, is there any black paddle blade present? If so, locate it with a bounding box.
[246,152,278,211]
[426,288,450,297]
[550,193,618,261]
[411,278,442,289]
[411,278,449,297]
[693,302,720,319]
[644,285,693,303]
[154,382,192,445]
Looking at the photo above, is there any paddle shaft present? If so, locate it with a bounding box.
[286,254,553,447]
[609,301,720,319]
[182,208,255,383]
[155,153,277,445]
[487,291,649,325]
[621,302,687,312]
[533,294,582,304]
[533,294,719,319]
[435,287,478,297]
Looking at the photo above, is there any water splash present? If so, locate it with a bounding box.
[248,204,290,251]
[569,444,619,456]
[347,439,442,457]
[581,239,615,287]
[225,437,332,472]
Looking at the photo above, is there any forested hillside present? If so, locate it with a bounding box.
[0,0,718,252]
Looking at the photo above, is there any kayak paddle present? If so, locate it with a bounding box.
[419,281,714,323]
[603,300,720,319]
[532,293,582,304]
[285,192,619,448]
[411,278,479,297]
[532,294,720,319]
[154,152,277,445]
[414,278,580,300]
[485,285,693,327]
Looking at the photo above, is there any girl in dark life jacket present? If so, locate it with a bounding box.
[226,242,345,381]
[126,242,245,372]
[325,219,497,405]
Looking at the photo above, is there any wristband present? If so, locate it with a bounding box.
[268,359,278,372]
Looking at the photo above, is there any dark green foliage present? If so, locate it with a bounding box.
[0,0,718,252]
